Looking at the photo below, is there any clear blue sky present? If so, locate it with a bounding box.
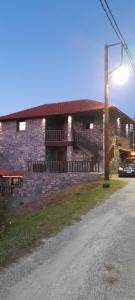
[0,0,135,117]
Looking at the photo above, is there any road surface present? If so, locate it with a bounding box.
[1,178,135,300]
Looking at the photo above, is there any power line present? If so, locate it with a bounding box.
[100,0,135,71]
[99,0,135,72]
[103,0,135,70]
[99,0,135,69]
[99,0,123,43]
[104,0,127,46]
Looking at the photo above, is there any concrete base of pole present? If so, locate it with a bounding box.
[102,181,110,188]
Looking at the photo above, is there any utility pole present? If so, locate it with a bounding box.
[104,45,109,181]
[103,42,126,186]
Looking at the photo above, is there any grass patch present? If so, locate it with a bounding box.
[0,179,125,269]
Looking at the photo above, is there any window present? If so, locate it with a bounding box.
[89,123,93,129]
[17,121,26,131]
[85,122,94,129]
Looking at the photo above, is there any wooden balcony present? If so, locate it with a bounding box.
[45,130,68,146]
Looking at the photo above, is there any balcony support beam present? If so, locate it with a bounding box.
[42,118,46,160]
[67,115,73,162]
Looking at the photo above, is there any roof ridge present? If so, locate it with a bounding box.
[0,99,103,118]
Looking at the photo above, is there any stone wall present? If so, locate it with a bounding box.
[0,118,46,170]
[73,115,103,145]
[72,148,88,161]
[73,114,103,166]
[11,171,100,207]
[109,115,130,148]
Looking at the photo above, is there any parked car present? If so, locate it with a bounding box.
[118,157,135,177]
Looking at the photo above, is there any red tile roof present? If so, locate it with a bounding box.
[0,99,134,123]
[0,99,105,121]
[0,170,24,177]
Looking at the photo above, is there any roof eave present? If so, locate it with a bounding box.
[110,105,135,124]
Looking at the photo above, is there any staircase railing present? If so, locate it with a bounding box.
[73,130,99,160]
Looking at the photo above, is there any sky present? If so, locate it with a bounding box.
[0,0,135,117]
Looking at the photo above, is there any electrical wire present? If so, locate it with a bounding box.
[103,0,135,71]
[99,0,135,71]
[100,0,135,71]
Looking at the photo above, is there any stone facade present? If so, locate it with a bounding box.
[109,114,130,148]
[73,113,104,166]
[0,109,132,207]
[0,112,131,170]
[73,113,103,145]
[11,171,100,207]
[0,118,46,170]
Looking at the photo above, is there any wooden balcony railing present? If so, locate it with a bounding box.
[0,177,23,196]
[0,184,14,195]
[27,160,99,173]
[10,177,23,187]
[45,130,67,141]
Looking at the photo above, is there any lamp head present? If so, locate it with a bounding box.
[112,65,130,85]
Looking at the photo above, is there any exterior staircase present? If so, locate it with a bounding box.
[73,130,101,162]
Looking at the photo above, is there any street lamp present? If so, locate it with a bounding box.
[104,43,130,186]
[112,65,130,85]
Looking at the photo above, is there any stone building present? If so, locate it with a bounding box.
[0,99,134,169]
[0,99,134,205]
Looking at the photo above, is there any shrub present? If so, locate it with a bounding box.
[110,145,121,175]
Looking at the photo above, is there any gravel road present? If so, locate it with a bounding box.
[1,178,135,300]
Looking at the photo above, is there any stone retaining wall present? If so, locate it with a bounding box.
[11,172,100,207]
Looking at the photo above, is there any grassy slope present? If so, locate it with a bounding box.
[0,179,125,269]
